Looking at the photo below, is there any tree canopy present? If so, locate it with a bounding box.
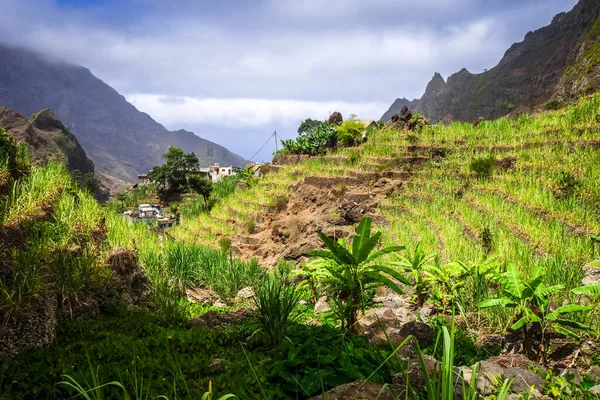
[148,147,199,192]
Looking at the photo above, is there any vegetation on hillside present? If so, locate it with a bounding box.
[3,95,600,398]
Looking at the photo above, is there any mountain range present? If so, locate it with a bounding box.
[0,44,246,182]
[381,0,600,123]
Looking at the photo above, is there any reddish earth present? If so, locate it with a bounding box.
[231,171,407,267]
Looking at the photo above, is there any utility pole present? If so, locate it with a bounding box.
[273,131,278,152]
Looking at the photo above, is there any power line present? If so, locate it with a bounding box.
[248,131,277,162]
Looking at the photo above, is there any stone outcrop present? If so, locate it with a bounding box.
[0,291,58,361]
[0,106,94,174]
[326,111,343,125]
[381,0,600,123]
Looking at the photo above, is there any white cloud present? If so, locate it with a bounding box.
[126,94,388,128]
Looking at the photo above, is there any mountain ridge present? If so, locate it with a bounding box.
[381,0,600,123]
[0,44,246,182]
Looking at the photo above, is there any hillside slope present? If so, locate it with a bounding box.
[0,44,246,181]
[381,0,600,122]
[173,95,600,281]
[0,106,94,174]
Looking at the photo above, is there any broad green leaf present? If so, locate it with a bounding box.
[572,284,600,295]
[363,271,404,296]
[477,298,517,308]
[366,246,405,264]
[552,325,580,339]
[352,217,372,257]
[554,319,597,334]
[368,264,411,285]
[316,231,355,265]
[356,232,382,264]
[527,273,545,293]
[538,284,564,297]
[355,216,372,237]
[504,264,525,299]
[551,304,593,315]
[511,316,530,331]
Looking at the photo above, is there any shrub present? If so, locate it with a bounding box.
[469,156,495,179]
[544,100,563,111]
[188,174,213,208]
[553,170,581,198]
[336,119,365,147]
[279,124,338,156]
[480,226,493,254]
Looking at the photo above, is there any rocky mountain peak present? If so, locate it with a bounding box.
[425,72,446,94]
[380,0,600,123]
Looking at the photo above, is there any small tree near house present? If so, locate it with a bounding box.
[188,174,213,208]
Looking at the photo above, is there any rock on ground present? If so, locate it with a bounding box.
[310,380,396,400]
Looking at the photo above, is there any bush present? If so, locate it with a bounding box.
[544,100,563,111]
[553,170,581,199]
[279,124,338,156]
[469,156,495,179]
[337,119,365,147]
[268,324,392,397]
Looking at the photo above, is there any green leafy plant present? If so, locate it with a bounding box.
[188,175,213,208]
[544,100,563,111]
[424,261,464,314]
[478,265,597,364]
[392,242,435,307]
[337,119,366,147]
[552,170,581,199]
[251,276,301,347]
[307,216,408,332]
[147,147,200,193]
[469,156,495,179]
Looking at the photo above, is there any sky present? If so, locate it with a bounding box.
[0,0,578,162]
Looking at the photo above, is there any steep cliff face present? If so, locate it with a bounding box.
[0,106,94,174]
[0,44,246,181]
[381,0,600,123]
[556,15,600,99]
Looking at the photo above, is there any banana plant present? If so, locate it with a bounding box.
[477,264,597,364]
[392,242,435,307]
[307,216,408,333]
[424,261,465,314]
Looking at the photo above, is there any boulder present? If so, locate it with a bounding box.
[326,112,343,125]
[185,288,226,307]
[359,308,401,330]
[398,321,435,348]
[392,355,438,389]
[582,258,600,286]
[314,296,331,314]
[236,286,254,301]
[106,247,151,307]
[502,367,545,394]
[310,380,396,400]
[591,384,600,395]
[0,290,58,361]
[476,334,503,357]
[558,368,581,384]
[586,365,600,382]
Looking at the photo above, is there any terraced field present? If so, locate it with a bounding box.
[172,95,600,327]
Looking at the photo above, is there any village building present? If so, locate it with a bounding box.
[123,204,176,229]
